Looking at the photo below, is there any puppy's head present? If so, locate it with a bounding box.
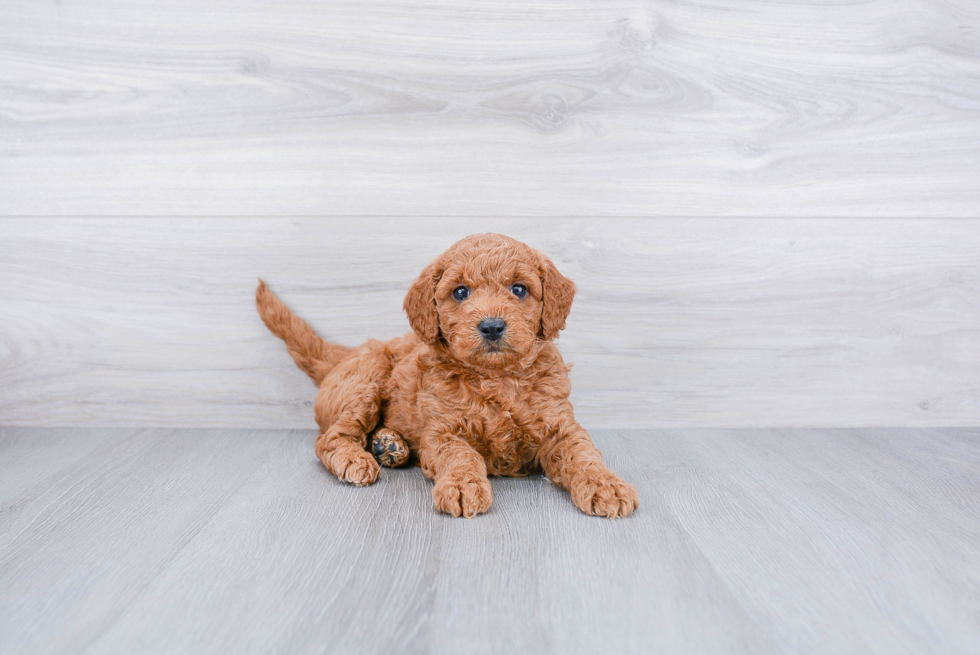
[404,233,575,371]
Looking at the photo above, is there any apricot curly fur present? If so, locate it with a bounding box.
[256,233,638,519]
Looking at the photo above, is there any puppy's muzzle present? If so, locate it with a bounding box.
[478,317,506,343]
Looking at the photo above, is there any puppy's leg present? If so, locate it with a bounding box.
[418,432,493,518]
[538,424,639,519]
[314,345,389,486]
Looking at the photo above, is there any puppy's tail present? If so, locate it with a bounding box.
[256,279,350,386]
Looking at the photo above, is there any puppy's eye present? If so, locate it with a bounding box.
[510,283,527,299]
[452,286,469,301]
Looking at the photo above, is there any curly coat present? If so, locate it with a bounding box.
[256,233,638,519]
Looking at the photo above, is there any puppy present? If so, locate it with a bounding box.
[256,233,638,519]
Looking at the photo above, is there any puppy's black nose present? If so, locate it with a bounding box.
[478,317,506,342]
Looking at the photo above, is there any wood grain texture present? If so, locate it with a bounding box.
[1,427,978,654]
[2,217,979,428]
[0,426,285,654]
[1,0,979,217]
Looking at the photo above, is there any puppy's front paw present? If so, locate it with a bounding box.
[432,473,493,518]
[340,450,381,486]
[570,469,639,519]
[319,441,381,486]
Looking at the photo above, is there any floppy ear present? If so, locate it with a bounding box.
[539,255,576,340]
[403,261,442,345]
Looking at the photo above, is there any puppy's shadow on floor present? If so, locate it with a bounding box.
[313,462,559,518]
[306,454,632,524]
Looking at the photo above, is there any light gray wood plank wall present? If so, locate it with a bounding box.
[1,0,979,217]
[1,217,978,428]
[2,0,979,429]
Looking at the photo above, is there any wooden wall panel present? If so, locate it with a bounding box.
[1,0,979,217]
[1,218,977,428]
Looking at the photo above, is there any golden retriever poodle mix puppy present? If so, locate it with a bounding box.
[256,233,638,519]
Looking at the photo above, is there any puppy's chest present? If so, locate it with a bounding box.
[456,377,543,476]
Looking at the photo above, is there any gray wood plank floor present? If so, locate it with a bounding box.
[1,427,977,654]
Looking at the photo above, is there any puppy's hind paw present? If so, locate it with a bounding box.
[370,428,410,468]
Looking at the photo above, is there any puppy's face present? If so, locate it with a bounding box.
[433,254,543,370]
[404,234,576,371]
